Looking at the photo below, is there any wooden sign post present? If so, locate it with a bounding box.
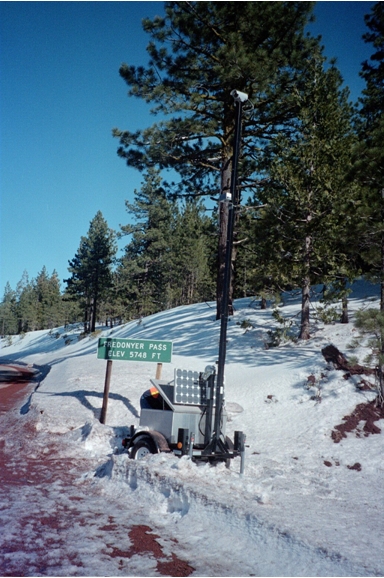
[100,359,113,425]
[97,337,172,425]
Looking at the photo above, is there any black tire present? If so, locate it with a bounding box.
[225,436,234,469]
[130,437,157,460]
[225,436,234,451]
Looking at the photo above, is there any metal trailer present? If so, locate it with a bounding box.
[122,367,246,471]
[122,90,248,473]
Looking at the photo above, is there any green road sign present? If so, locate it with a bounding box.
[97,337,173,363]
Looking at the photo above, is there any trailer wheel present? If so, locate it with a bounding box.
[130,437,157,460]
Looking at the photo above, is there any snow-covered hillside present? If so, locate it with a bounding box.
[1,280,383,577]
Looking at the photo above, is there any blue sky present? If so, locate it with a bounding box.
[0,1,375,293]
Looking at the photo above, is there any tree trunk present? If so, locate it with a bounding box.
[300,275,311,340]
[261,296,267,310]
[299,234,311,340]
[380,199,384,404]
[377,364,384,406]
[338,277,349,324]
[381,201,384,312]
[90,290,98,333]
[341,295,349,324]
[84,296,90,333]
[90,301,96,333]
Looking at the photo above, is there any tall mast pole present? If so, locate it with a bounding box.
[212,90,248,451]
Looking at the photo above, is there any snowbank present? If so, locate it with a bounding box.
[1,280,383,576]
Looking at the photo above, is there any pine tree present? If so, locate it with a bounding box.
[15,271,39,333]
[253,55,357,339]
[62,290,82,327]
[1,270,65,334]
[97,272,127,328]
[350,3,384,405]
[34,267,63,329]
[171,199,215,306]
[65,212,117,333]
[117,169,176,318]
[234,201,285,307]
[113,1,320,318]
[0,282,18,336]
[352,2,384,308]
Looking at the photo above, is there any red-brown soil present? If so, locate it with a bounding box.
[331,399,384,443]
[127,525,194,577]
[320,347,384,444]
[98,524,194,577]
[0,365,194,577]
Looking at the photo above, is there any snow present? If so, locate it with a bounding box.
[1,279,384,576]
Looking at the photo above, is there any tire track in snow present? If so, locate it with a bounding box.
[105,453,374,577]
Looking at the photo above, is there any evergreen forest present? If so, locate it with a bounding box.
[1,1,383,342]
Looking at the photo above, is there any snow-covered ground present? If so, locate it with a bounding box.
[1,280,384,577]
